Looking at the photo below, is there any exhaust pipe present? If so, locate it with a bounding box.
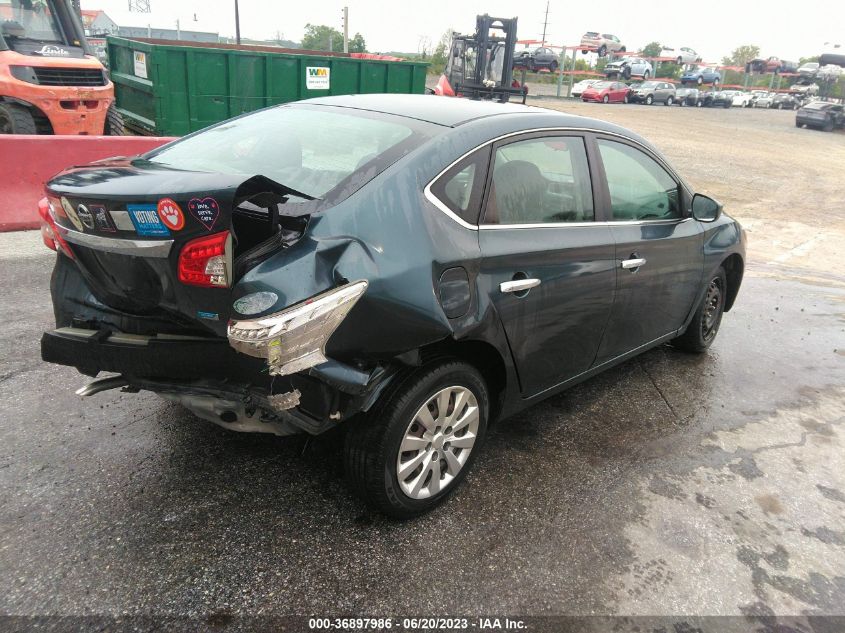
[75,375,129,397]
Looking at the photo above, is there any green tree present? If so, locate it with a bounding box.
[302,24,343,51]
[641,41,662,59]
[721,45,760,67]
[427,30,452,76]
[302,24,366,53]
[349,33,366,53]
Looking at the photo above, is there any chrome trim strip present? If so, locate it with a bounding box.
[500,278,541,293]
[424,126,690,230]
[479,218,692,230]
[57,225,173,258]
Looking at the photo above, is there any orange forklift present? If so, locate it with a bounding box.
[1,0,122,134]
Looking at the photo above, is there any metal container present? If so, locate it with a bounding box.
[107,36,428,135]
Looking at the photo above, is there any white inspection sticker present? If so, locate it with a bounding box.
[306,66,330,90]
[133,51,148,79]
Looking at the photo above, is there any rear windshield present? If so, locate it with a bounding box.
[803,102,831,110]
[145,105,435,202]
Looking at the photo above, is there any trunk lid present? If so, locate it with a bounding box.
[47,159,309,336]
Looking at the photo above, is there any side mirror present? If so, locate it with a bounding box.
[691,193,722,222]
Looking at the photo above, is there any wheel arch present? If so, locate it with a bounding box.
[418,338,509,422]
[0,97,53,133]
[721,253,744,312]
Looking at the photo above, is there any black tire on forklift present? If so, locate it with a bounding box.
[0,103,37,134]
[104,104,126,136]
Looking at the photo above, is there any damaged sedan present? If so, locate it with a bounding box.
[39,94,745,517]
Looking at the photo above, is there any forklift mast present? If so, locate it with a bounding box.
[442,14,525,103]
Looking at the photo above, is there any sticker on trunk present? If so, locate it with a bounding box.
[157,198,185,231]
[60,197,84,232]
[188,197,220,230]
[127,204,171,237]
[76,204,95,230]
[90,204,116,233]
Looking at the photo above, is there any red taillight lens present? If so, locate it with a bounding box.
[38,196,74,259]
[178,231,230,288]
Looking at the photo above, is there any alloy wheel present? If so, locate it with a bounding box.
[701,278,723,342]
[396,386,480,500]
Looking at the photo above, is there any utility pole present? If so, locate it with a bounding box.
[234,0,241,45]
[342,6,349,53]
[540,0,549,45]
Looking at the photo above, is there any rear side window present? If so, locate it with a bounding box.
[597,139,680,221]
[484,136,594,225]
[429,147,490,225]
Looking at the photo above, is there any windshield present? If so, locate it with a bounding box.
[640,81,658,88]
[590,81,611,89]
[0,0,63,42]
[147,105,432,201]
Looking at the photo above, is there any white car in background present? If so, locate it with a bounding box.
[580,32,626,57]
[661,46,702,65]
[570,79,599,97]
[818,64,843,81]
[731,92,753,107]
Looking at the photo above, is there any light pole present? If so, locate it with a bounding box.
[234,0,241,45]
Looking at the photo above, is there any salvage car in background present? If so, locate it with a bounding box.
[796,101,845,131]
[711,90,736,108]
[661,46,701,65]
[580,32,626,57]
[753,92,776,108]
[675,87,702,106]
[515,46,560,72]
[680,67,721,86]
[580,80,631,103]
[604,57,652,80]
[772,93,799,109]
[629,81,676,105]
[570,79,599,97]
[39,95,745,517]
[798,62,819,79]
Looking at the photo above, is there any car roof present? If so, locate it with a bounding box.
[298,94,541,127]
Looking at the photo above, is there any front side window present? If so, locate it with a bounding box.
[146,105,435,203]
[597,139,681,221]
[485,136,593,225]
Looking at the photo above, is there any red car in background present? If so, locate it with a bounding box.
[581,80,631,103]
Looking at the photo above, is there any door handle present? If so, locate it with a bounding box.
[500,278,541,293]
[621,257,647,270]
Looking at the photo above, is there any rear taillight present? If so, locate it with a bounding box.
[38,196,74,259]
[178,231,231,288]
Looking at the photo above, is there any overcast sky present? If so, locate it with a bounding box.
[82,0,842,63]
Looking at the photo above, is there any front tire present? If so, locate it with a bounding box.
[0,103,37,134]
[104,103,125,136]
[645,94,654,105]
[665,96,674,106]
[602,94,610,104]
[672,268,727,353]
[344,360,489,518]
[598,45,607,57]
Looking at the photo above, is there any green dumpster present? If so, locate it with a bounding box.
[107,36,429,136]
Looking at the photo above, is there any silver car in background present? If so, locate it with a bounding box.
[604,56,653,80]
[629,81,676,105]
[661,46,702,65]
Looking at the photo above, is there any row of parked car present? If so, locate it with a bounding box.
[574,80,817,110]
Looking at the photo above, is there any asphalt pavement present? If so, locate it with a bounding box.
[1,227,843,626]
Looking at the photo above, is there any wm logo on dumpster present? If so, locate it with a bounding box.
[306,66,331,90]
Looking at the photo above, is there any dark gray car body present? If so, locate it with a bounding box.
[41,95,745,435]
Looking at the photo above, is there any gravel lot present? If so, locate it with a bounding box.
[1,100,843,628]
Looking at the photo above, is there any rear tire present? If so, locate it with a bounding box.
[0,103,37,134]
[823,117,834,132]
[104,104,126,136]
[672,268,727,353]
[344,360,489,518]
[665,96,674,106]
[550,61,558,72]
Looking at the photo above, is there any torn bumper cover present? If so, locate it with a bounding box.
[227,280,368,376]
